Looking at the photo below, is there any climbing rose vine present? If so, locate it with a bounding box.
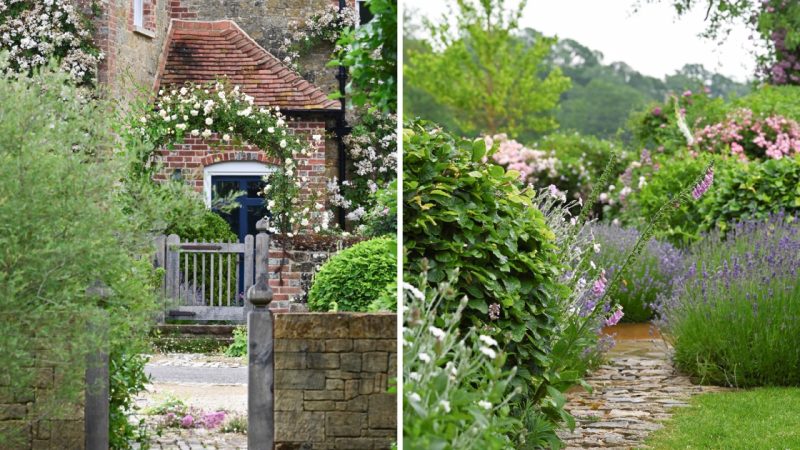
[328,109,397,229]
[131,80,333,236]
[0,0,103,85]
[278,4,358,71]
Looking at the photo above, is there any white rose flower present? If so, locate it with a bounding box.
[222,134,231,142]
[201,129,212,138]
[478,400,492,410]
[280,140,287,148]
[191,129,200,136]
[205,117,213,126]
[268,127,275,133]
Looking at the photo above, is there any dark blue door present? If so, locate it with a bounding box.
[211,176,269,242]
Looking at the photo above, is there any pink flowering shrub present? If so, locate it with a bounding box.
[487,132,623,216]
[694,109,800,160]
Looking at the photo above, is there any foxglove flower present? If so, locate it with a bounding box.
[691,167,714,200]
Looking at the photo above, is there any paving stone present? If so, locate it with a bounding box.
[556,338,729,449]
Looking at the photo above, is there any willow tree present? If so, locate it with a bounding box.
[405,0,571,137]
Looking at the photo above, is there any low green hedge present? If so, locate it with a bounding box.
[307,236,396,312]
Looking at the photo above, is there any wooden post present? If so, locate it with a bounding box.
[85,281,110,450]
[247,225,274,449]
[166,234,180,302]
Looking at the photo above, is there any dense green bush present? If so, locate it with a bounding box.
[307,236,396,312]
[166,209,238,242]
[659,215,800,387]
[0,62,157,448]
[698,156,800,232]
[619,154,800,245]
[404,120,562,390]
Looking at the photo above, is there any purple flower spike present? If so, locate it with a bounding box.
[692,167,714,200]
[605,306,625,327]
[592,270,608,298]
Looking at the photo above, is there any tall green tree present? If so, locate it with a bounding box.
[405,0,571,137]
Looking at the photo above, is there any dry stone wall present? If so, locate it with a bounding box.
[0,366,84,450]
[274,313,397,450]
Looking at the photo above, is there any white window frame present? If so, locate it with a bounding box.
[202,161,277,208]
[133,0,144,28]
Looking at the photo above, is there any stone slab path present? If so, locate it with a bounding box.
[557,338,728,449]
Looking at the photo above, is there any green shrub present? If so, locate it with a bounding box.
[225,326,248,357]
[699,155,800,232]
[0,61,157,448]
[166,209,238,242]
[659,215,800,387]
[621,154,800,245]
[403,120,563,390]
[731,85,800,121]
[307,236,397,312]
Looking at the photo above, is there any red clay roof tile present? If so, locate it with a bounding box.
[156,19,340,111]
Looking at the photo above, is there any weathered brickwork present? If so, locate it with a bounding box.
[274,313,397,450]
[0,367,84,450]
[152,120,334,191]
[93,0,171,106]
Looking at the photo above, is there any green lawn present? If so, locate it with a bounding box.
[643,387,800,449]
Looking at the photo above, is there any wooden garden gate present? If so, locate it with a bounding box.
[153,233,269,322]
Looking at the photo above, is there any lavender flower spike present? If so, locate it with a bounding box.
[692,167,714,200]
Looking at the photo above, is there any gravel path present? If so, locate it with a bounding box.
[557,338,728,449]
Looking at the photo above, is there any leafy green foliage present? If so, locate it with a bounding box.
[110,353,151,449]
[166,210,238,243]
[699,155,800,232]
[332,0,397,112]
[225,326,248,358]
[403,275,521,449]
[403,120,563,391]
[405,0,571,137]
[367,282,398,312]
[0,61,157,448]
[307,236,397,312]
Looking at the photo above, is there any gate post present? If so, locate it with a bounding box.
[85,281,111,450]
[247,218,274,449]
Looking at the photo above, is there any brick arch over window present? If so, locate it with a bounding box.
[199,151,280,168]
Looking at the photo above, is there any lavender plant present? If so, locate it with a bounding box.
[590,224,683,322]
[657,213,800,387]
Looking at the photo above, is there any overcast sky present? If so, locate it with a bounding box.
[403,0,759,83]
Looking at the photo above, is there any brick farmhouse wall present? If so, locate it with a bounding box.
[273,313,396,449]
